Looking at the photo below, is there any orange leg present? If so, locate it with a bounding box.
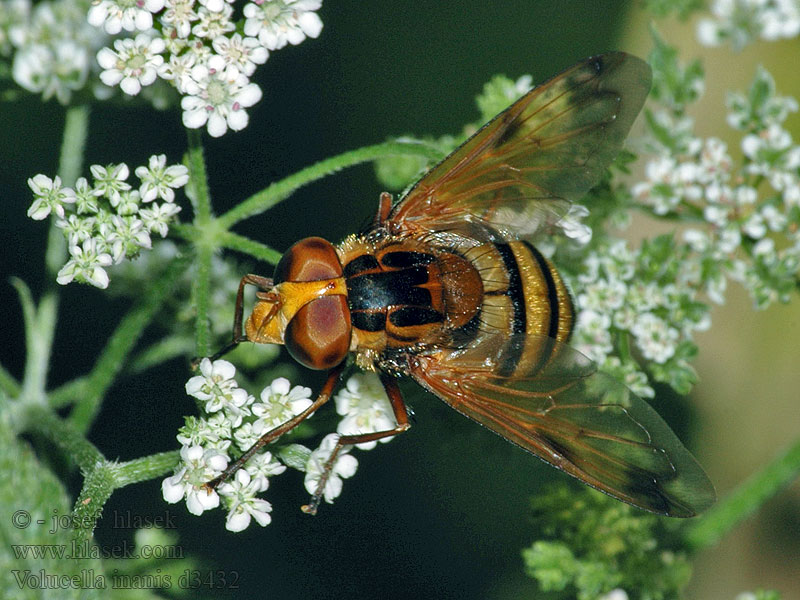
[196,274,274,365]
[205,362,346,491]
[374,191,394,227]
[301,372,411,515]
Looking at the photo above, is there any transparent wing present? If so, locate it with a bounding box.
[409,335,715,517]
[388,53,651,239]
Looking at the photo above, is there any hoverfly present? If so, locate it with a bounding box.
[204,52,716,518]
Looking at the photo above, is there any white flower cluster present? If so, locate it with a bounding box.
[697,0,800,49]
[634,66,800,309]
[163,361,395,530]
[89,0,323,136]
[3,0,107,104]
[2,0,322,133]
[572,239,710,398]
[27,155,187,289]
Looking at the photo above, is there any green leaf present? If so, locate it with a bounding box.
[475,74,530,122]
[0,415,107,599]
[522,540,577,591]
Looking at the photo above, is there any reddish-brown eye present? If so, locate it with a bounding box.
[274,237,342,283]
[285,295,351,369]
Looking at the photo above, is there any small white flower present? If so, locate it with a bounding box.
[558,204,592,245]
[97,34,165,96]
[105,215,152,262]
[717,226,742,254]
[90,163,132,205]
[578,279,627,313]
[626,281,663,313]
[243,0,323,50]
[88,0,166,35]
[697,0,800,49]
[683,229,710,253]
[158,51,198,93]
[232,419,269,451]
[135,154,189,202]
[218,469,273,531]
[573,309,613,364]
[632,313,679,364]
[252,377,313,429]
[211,33,269,77]
[180,62,263,137]
[761,204,788,231]
[599,589,629,600]
[186,358,237,400]
[139,202,182,237]
[56,239,113,289]
[72,178,100,214]
[162,444,228,515]
[244,451,287,491]
[186,358,251,425]
[56,214,95,247]
[191,4,235,39]
[198,0,228,12]
[161,0,199,38]
[13,40,91,105]
[335,373,395,450]
[707,271,728,305]
[752,237,776,258]
[696,17,724,46]
[186,358,252,428]
[742,212,766,239]
[177,413,232,448]
[304,434,358,505]
[114,189,142,216]
[27,174,75,220]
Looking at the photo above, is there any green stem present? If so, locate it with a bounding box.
[193,243,213,357]
[72,465,116,543]
[11,278,57,404]
[128,336,195,374]
[48,377,87,409]
[684,436,800,551]
[47,104,89,278]
[68,254,191,432]
[58,104,90,185]
[0,363,20,398]
[217,140,443,228]
[171,223,282,264]
[22,405,104,471]
[616,329,633,363]
[71,450,180,542]
[184,130,216,357]
[217,230,282,264]
[186,128,213,225]
[113,450,181,487]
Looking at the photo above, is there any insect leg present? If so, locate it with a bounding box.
[373,191,393,227]
[301,372,410,515]
[204,362,346,491]
[194,274,274,366]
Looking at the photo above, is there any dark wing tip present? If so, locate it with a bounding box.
[591,51,652,135]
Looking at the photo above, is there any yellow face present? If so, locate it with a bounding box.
[244,277,348,345]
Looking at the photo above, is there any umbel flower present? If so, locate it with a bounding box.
[27,156,187,289]
[5,0,323,137]
[163,361,392,530]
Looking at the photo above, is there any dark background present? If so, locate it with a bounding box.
[10,2,795,599]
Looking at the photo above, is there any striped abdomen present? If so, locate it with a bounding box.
[341,237,573,379]
[456,240,574,377]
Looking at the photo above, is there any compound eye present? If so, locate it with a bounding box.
[285,296,351,370]
[274,237,342,284]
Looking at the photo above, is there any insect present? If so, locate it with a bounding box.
[204,52,716,518]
